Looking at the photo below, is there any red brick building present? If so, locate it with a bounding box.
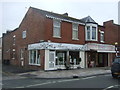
[2,7,120,70]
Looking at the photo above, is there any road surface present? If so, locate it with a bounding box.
[2,74,120,89]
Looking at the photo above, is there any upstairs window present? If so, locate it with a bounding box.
[86,24,97,41]
[86,26,90,40]
[72,23,78,40]
[100,31,104,42]
[22,31,26,39]
[53,19,61,38]
[92,27,96,40]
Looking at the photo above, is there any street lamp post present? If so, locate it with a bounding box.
[115,42,118,57]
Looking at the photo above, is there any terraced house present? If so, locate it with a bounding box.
[2,7,120,70]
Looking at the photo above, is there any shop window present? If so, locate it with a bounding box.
[56,51,66,65]
[69,51,80,65]
[29,50,40,66]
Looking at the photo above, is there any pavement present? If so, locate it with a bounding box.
[18,67,111,79]
[2,64,111,79]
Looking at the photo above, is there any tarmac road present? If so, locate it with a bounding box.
[2,74,120,89]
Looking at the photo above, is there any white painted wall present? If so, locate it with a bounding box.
[44,50,50,70]
[79,51,85,68]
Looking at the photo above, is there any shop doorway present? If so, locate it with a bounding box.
[87,50,97,68]
[98,53,108,67]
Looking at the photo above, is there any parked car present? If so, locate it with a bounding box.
[111,56,120,78]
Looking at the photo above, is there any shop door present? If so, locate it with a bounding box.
[98,53,108,67]
[98,54,103,67]
[49,51,55,70]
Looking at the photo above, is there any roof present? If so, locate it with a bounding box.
[80,16,97,24]
[31,7,85,25]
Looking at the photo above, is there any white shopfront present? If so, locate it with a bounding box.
[28,42,85,70]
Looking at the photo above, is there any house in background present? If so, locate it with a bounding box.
[2,7,120,70]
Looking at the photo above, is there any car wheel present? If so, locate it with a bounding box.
[112,73,118,78]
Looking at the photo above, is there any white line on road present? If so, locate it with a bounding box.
[15,76,98,88]
[15,79,80,88]
[103,85,120,90]
[25,82,52,87]
[15,82,52,88]
[82,76,96,80]
[58,78,80,83]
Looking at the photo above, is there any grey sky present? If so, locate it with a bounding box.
[0,0,119,37]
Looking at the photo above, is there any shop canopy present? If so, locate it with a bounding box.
[28,42,116,53]
[28,42,84,51]
[84,43,116,53]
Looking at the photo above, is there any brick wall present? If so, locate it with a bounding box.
[45,18,85,45]
[104,20,119,45]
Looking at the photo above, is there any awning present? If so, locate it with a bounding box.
[28,42,84,50]
[84,43,116,53]
[97,51,116,53]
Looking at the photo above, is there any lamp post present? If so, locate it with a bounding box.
[115,42,118,57]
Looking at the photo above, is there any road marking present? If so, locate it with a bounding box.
[15,79,80,88]
[25,82,52,87]
[15,82,52,88]
[103,85,120,90]
[15,76,97,88]
[82,76,96,80]
[58,78,80,83]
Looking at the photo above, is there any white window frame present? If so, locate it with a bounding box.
[92,26,97,40]
[22,30,26,39]
[72,23,79,40]
[100,31,104,43]
[86,26,90,40]
[85,23,98,41]
[53,19,61,38]
[29,50,40,66]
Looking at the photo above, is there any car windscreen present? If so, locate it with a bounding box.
[114,58,120,63]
